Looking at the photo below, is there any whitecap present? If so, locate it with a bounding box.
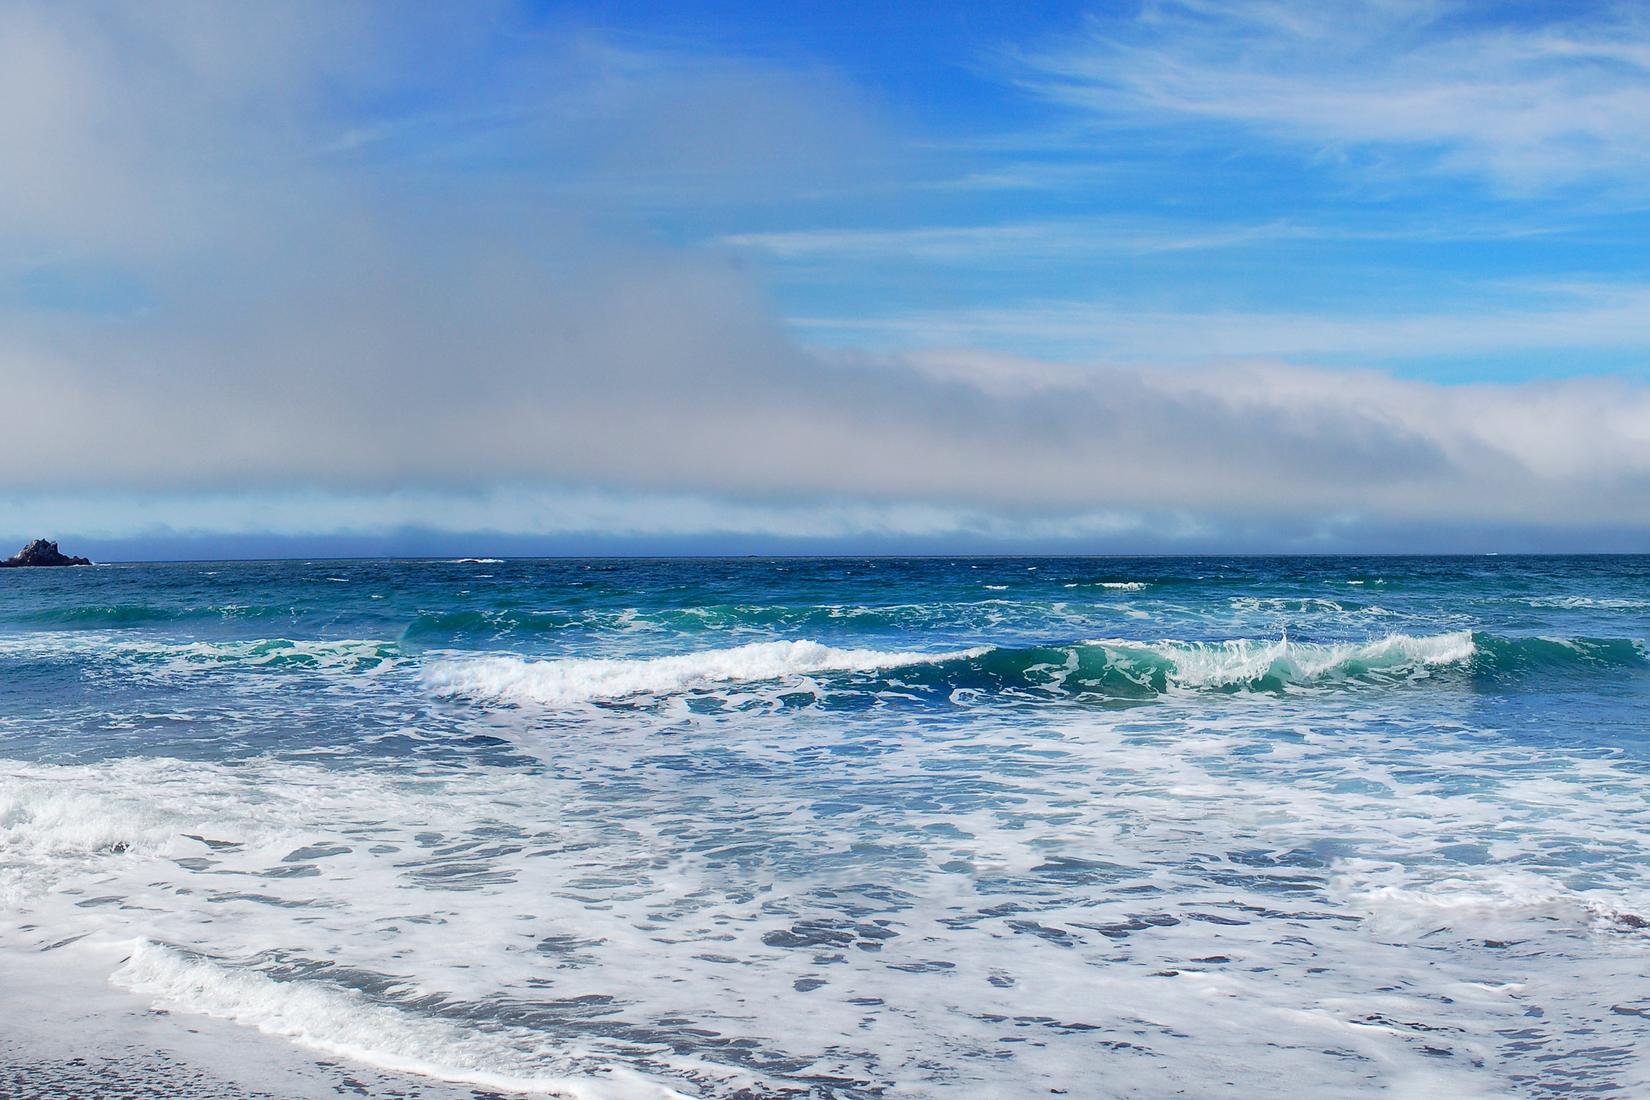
[1083,631,1477,689]
[424,640,987,707]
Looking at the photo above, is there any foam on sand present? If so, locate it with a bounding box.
[111,940,686,1100]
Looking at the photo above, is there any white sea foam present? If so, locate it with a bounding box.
[112,940,681,1100]
[0,786,188,862]
[7,704,1650,1098]
[423,639,987,706]
[0,765,286,908]
[1334,863,1650,945]
[0,769,279,872]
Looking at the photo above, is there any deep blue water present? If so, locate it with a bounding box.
[2,556,1647,1097]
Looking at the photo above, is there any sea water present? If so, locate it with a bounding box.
[1,556,1647,1097]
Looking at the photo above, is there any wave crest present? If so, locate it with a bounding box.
[1100,631,1477,690]
[425,630,1650,710]
[424,640,988,706]
[423,632,1494,709]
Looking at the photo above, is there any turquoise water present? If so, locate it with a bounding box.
[2,556,1648,1097]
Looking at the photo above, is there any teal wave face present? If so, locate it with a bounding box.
[897,632,1478,700]
[1470,633,1650,680]
[399,608,583,641]
[949,631,1650,699]
[21,603,300,627]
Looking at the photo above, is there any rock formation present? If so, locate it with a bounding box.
[0,539,93,567]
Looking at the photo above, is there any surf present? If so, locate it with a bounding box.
[423,630,1649,709]
[422,639,991,706]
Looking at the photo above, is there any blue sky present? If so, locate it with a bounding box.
[2,1,1648,556]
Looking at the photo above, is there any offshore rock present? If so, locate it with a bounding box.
[0,539,93,568]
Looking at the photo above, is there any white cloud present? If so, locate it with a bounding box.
[1023,0,1650,194]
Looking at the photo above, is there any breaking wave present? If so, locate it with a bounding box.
[423,640,988,706]
[425,631,1648,709]
[858,631,1482,702]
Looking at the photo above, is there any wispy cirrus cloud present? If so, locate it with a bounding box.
[1022,0,1650,194]
[720,214,1566,267]
[721,219,1326,263]
[792,281,1650,368]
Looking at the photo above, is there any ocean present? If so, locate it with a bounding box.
[1,555,1647,1098]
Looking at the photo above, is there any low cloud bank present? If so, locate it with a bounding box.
[5,261,1648,536]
